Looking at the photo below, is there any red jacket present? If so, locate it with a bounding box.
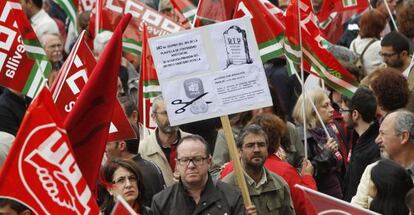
[219,154,317,215]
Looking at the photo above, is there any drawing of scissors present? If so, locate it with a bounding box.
[171,92,211,114]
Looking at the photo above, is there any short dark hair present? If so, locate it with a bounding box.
[343,87,377,123]
[371,68,409,112]
[381,31,411,54]
[236,124,268,148]
[0,198,30,213]
[246,113,287,154]
[177,134,210,157]
[31,0,43,8]
[125,138,139,154]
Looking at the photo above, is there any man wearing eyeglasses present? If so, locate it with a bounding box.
[340,87,380,202]
[139,95,191,187]
[151,135,247,215]
[380,32,414,78]
[380,32,414,113]
[223,125,295,215]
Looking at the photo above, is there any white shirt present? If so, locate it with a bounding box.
[31,9,59,39]
[402,57,414,78]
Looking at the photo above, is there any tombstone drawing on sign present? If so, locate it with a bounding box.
[223,25,253,68]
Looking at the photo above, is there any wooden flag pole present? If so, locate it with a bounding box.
[220,115,252,208]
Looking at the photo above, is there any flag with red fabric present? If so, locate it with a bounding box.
[138,25,161,129]
[79,0,96,12]
[233,0,285,62]
[193,0,237,27]
[90,0,183,55]
[111,196,137,215]
[50,30,136,142]
[296,184,380,215]
[0,88,99,214]
[260,0,286,24]
[0,0,51,98]
[316,0,369,21]
[170,0,196,26]
[285,0,358,97]
[63,14,132,195]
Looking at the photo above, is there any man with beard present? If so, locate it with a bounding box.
[380,32,414,77]
[139,95,191,186]
[340,87,380,202]
[352,110,414,208]
[223,124,294,215]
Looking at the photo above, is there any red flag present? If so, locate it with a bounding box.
[0,88,99,214]
[111,196,137,215]
[233,0,285,62]
[90,0,183,55]
[170,0,196,25]
[296,184,379,215]
[63,14,132,194]
[316,0,369,21]
[260,0,286,24]
[51,31,136,142]
[138,25,161,129]
[194,0,237,27]
[0,0,51,98]
[285,0,358,97]
[78,0,96,13]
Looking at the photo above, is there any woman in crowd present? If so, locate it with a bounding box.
[100,159,152,215]
[292,88,344,198]
[369,159,413,215]
[349,10,386,74]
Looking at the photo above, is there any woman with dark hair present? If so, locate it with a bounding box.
[100,159,152,215]
[350,10,386,74]
[369,159,413,215]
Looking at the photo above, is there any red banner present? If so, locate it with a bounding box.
[64,14,132,194]
[194,0,237,26]
[0,88,99,214]
[317,0,369,22]
[91,0,183,54]
[0,0,51,98]
[296,184,379,215]
[51,31,135,142]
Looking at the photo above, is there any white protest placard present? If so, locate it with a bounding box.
[149,17,272,126]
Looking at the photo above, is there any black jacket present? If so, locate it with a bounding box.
[132,154,166,207]
[151,176,246,215]
[343,121,380,202]
[0,89,28,135]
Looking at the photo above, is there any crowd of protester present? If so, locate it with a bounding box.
[2,0,414,214]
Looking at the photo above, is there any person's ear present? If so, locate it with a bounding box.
[400,50,409,57]
[352,109,359,121]
[401,131,410,145]
[132,110,138,123]
[119,141,127,152]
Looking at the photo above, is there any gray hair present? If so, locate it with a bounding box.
[236,124,269,148]
[93,31,113,56]
[394,110,414,143]
[327,45,358,64]
[151,95,164,114]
